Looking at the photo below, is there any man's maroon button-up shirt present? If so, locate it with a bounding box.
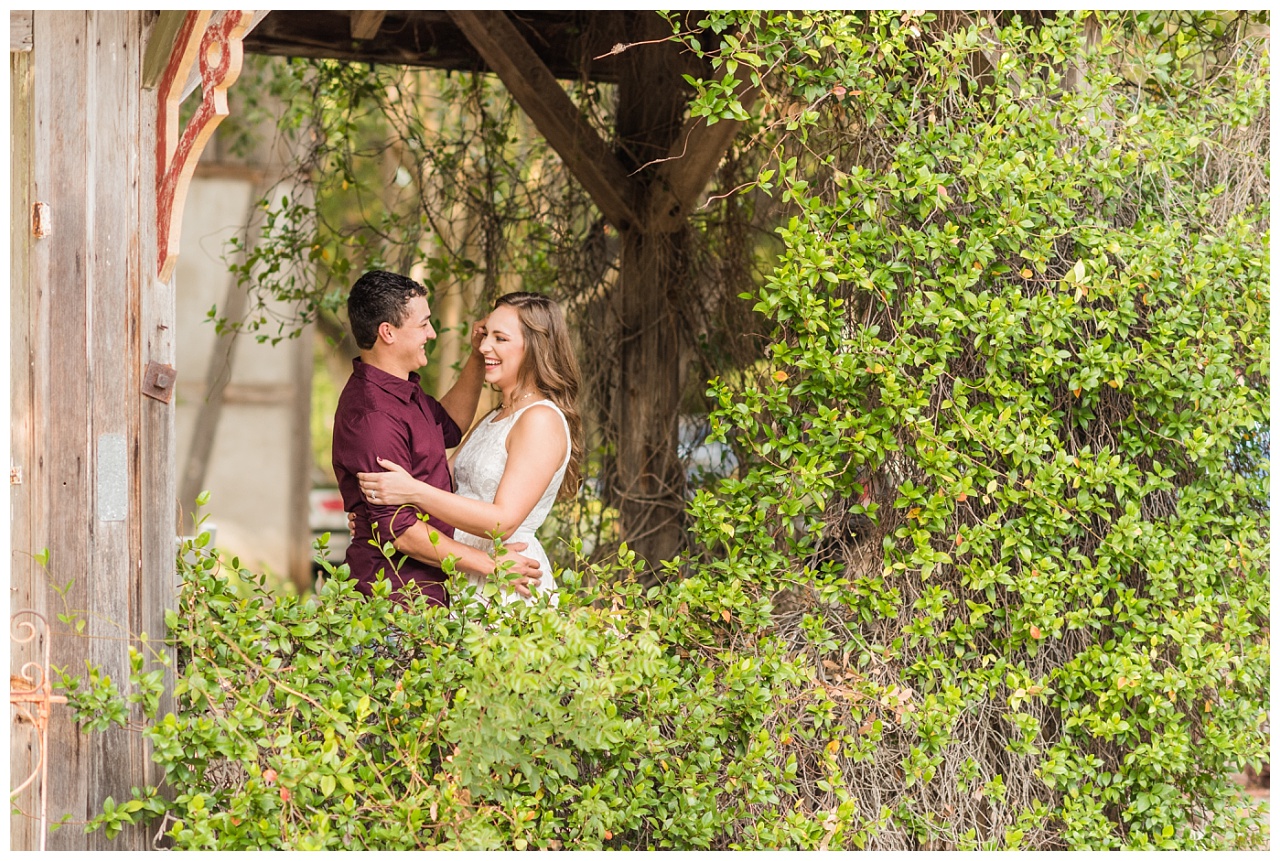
[331,358,463,604]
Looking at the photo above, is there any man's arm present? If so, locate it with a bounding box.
[391,519,542,595]
[437,323,487,432]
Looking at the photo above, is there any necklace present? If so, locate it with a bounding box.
[500,390,536,413]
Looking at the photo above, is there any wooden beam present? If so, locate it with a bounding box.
[350,10,386,40]
[448,10,641,232]
[644,82,759,234]
[141,10,189,88]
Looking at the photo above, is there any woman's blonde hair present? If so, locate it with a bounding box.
[495,292,584,501]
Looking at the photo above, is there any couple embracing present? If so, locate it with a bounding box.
[331,270,582,608]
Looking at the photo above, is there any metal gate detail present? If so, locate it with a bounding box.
[10,611,67,851]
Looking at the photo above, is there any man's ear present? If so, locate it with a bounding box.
[377,321,394,344]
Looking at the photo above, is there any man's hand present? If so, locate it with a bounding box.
[356,510,544,598]
[470,317,488,354]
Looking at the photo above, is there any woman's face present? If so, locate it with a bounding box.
[479,304,528,392]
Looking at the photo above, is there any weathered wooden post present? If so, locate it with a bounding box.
[9,10,256,850]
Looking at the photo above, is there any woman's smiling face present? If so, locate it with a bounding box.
[479,304,528,392]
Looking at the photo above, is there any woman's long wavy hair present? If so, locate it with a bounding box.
[495,292,584,501]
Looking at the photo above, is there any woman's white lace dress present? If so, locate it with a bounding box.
[451,400,570,605]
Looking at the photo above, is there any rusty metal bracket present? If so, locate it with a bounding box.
[142,361,177,403]
[10,610,68,851]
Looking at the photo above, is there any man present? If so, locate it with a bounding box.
[331,269,540,605]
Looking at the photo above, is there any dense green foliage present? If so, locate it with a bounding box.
[67,532,824,850]
[61,9,1267,850]
[686,8,1269,849]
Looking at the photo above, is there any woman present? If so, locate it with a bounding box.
[356,292,583,605]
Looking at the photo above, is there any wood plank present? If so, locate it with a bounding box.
[448,10,641,233]
[244,10,627,83]
[9,43,40,855]
[11,10,32,51]
[136,7,180,822]
[33,11,92,851]
[85,11,146,850]
[350,10,386,40]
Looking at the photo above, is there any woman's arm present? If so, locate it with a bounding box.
[437,321,488,432]
[358,405,568,539]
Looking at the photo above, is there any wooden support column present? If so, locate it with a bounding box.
[16,10,160,851]
[607,12,697,569]
[10,10,174,851]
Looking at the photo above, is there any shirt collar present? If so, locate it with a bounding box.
[352,357,421,404]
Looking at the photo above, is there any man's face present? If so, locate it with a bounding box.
[386,294,436,374]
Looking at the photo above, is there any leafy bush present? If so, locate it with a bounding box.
[65,532,833,850]
[683,8,1269,850]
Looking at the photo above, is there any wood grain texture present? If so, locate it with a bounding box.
[9,43,40,855]
[350,10,386,40]
[33,12,92,850]
[15,12,162,850]
[136,10,180,836]
[85,10,146,850]
[645,83,759,234]
[11,10,32,51]
[609,11,694,567]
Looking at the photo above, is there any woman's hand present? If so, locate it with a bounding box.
[358,458,422,507]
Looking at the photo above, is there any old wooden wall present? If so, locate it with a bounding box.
[10,10,174,851]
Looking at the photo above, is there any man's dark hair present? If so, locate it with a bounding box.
[347,270,429,350]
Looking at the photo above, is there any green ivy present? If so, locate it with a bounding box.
[684,9,1268,850]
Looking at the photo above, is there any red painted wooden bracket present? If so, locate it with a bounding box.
[156,11,253,282]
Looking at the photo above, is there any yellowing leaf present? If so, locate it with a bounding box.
[773,370,790,382]
[720,523,735,537]
[826,739,841,755]
[907,507,921,520]
[1020,267,1033,279]
[1030,625,1043,640]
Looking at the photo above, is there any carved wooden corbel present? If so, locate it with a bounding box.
[156,10,254,282]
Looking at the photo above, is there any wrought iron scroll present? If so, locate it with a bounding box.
[156,10,255,282]
[10,610,68,851]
